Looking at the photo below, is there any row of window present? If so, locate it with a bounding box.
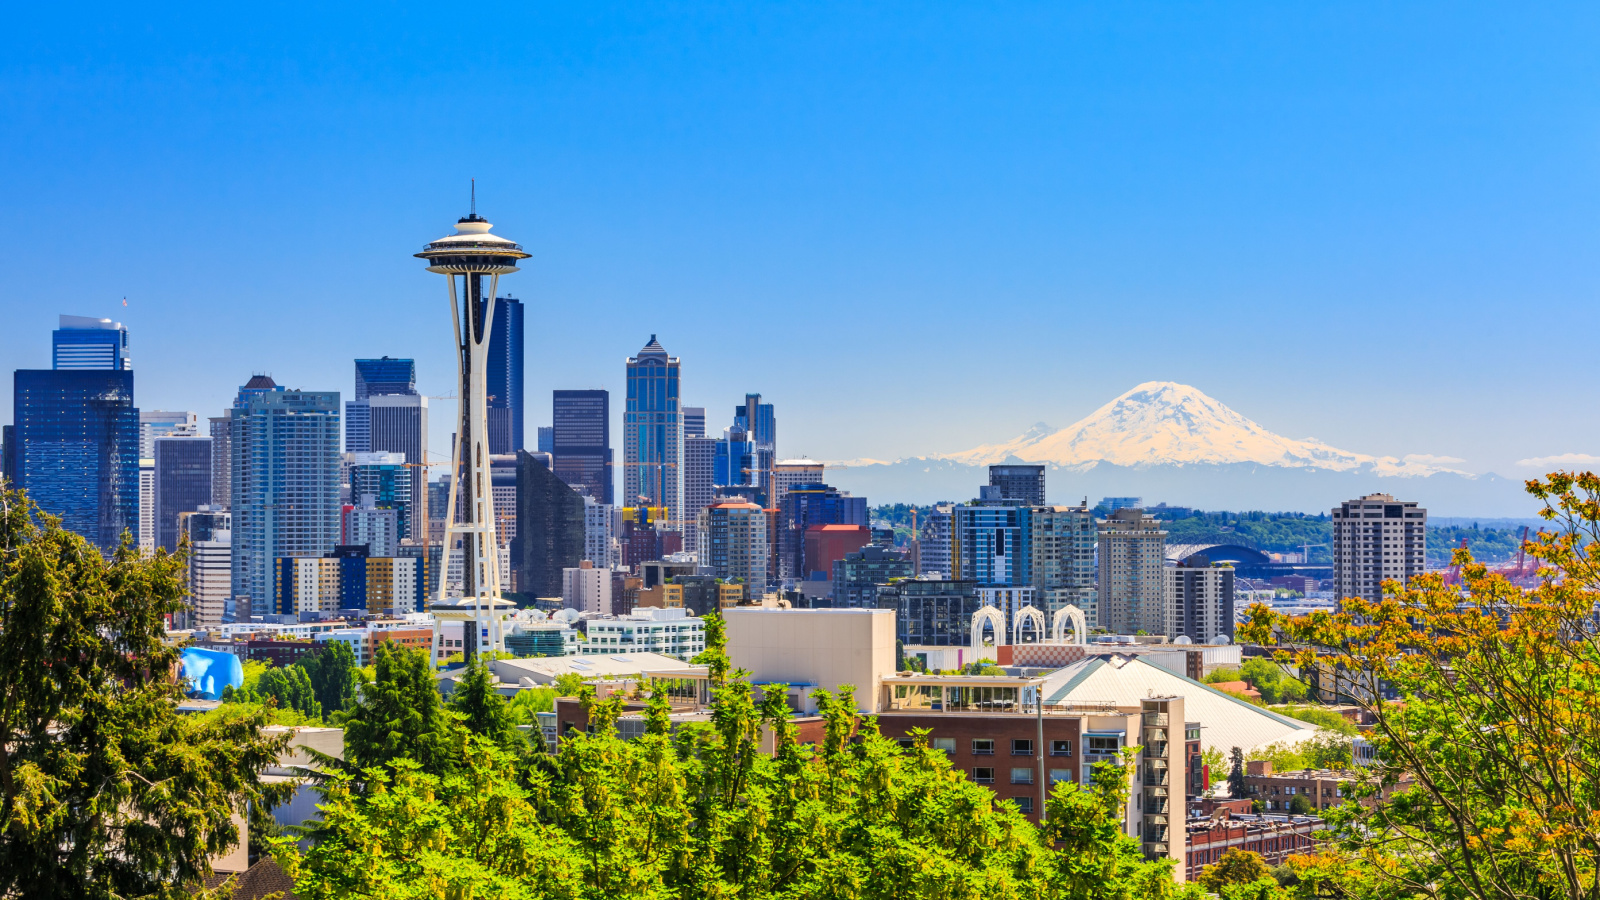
[895,737,1076,756]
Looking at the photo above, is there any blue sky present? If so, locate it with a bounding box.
[2,2,1597,481]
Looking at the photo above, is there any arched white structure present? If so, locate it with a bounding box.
[1013,604,1046,645]
[971,605,1006,654]
[1050,604,1088,645]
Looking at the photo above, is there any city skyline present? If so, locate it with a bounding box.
[3,4,1598,496]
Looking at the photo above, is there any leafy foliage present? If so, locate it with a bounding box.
[448,654,527,755]
[1199,848,1272,892]
[1241,658,1307,704]
[257,664,322,720]
[300,638,359,717]
[341,641,465,775]
[0,489,293,899]
[1237,471,1600,900]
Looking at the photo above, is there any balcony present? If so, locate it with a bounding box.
[1142,712,1168,727]
[1143,842,1170,858]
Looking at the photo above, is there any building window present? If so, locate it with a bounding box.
[1011,767,1034,784]
[972,739,995,755]
[1051,740,1073,756]
[1015,797,1033,815]
[973,767,995,784]
[1012,739,1033,756]
[1049,768,1073,784]
[896,737,915,750]
[932,738,956,755]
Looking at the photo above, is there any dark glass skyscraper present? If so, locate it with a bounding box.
[52,315,131,371]
[354,357,416,399]
[989,464,1046,507]
[11,369,139,552]
[153,436,211,551]
[623,335,682,523]
[487,295,524,454]
[511,450,585,598]
[551,389,612,504]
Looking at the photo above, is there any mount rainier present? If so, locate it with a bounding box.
[826,382,1531,515]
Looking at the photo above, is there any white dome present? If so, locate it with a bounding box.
[1212,634,1232,645]
[1173,635,1192,645]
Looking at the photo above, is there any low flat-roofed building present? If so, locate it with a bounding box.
[1244,760,1413,812]
[1185,813,1319,881]
[723,607,895,715]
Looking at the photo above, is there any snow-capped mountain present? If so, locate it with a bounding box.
[939,382,1468,477]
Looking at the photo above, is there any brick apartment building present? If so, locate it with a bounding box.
[1244,760,1413,812]
[1185,814,1319,880]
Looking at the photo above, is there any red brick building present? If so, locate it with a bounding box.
[1185,814,1318,880]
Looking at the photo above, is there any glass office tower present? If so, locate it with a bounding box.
[487,296,524,454]
[552,389,612,504]
[623,335,682,526]
[11,369,139,552]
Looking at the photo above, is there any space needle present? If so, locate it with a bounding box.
[417,187,529,663]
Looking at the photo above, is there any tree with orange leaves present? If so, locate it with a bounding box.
[1238,472,1600,900]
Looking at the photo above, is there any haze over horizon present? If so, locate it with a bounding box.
[3,3,1597,494]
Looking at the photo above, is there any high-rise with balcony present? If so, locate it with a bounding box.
[697,500,769,588]
[230,376,341,618]
[1031,502,1098,622]
[623,336,682,526]
[989,464,1046,507]
[8,316,139,553]
[1332,493,1426,605]
[552,389,612,504]
[1097,508,1167,634]
[682,433,717,554]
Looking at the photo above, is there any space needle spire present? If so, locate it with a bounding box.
[416,189,530,662]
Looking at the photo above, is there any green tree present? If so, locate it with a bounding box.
[552,671,587,697]
[448,653,524,753]
[507,686,556,722]
[257,664,321,720]
[1201,746,1225,794]
[1238,471,1600,900]
[300,638,358,717]
[278,738,583,899]
[1288,794,1314,816]
[1241,658,1308,705]
[1199,848,1273,891]
[341,641,464,775]
[1228,746,1248,798]
[0,490,293,899]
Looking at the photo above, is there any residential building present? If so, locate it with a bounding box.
[682,434,717,554]
[1243,760,1415,813]
[582,494,612,566]
[153,434,211,552]
[832,543,914,609]
[989,464,1046,506]
[918,504,954,577]
[581,607,706,660]
[1032,502,1098,621]
[885,577,982,647]
[697,500,769,587]
[10,367,139,554]
[1097,508,1167,634]
[1332,493,1426,605]
[348,452,414,540]
[343,495,401,558]
[275,552,423,617]
[805,524,871,583]
[622,335,683,526]
[952,500,1032,586]
[552,389,612,504]
[563,560,612,615]
[231,377,342,617]
[772,458,824,508]
[207,415,232,508]
[682,406,706,438]
[1167,556,1235,643]
[487,296,525,454]
[510,450,585,599]
[490,453,518,550]
[181,506,231,628]
[777,483,868,580]
[52,314,131,370]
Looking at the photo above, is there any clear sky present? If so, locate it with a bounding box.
[2,3,1596,481]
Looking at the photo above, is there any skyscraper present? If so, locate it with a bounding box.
[735,393,776,498]
[623,336,683,526]
[369,393,428,526]
[682,406,706,439]
[1030,502,1097,621]
[552,389,612,504]
[536,426,554,453]
[139,411,197,551]
[989,464,1046,507]
[487,295,525,454]
[230,376,342,618]
[951,499,1033,586]
[1167,557,1234,642]
[697,500,769,587]
[208,415,232,508]
[682,434,717,554]
[11,369,139,552]
[52,315,131,370]
[346,357,417,452]
[181,507,231,627]
[510,450,585,599]
[1096,508,1167,634]
[777,483,868,581]
[349,451,414,539]
[772,459,824,508]
[153,435,211,552]
[713,425,755,492]
[1332,493,1426,605]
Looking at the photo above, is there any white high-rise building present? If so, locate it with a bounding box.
[1032,502,1098,623]
[1332,493,1427,605]
[1166,558,1234,643]
[582,494,612,566]
[917,504,953,578]
[562,560,612,615]
[181,507,232,629]
[682,435,717,554]
[1097,508,1167,635]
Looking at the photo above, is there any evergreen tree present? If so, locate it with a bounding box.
[449,654,524,753]
[1228,746,1247,798]
[0,489,293,898]
[300,638,358,717]
[258,664,321,720]
[341,642,464,775]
